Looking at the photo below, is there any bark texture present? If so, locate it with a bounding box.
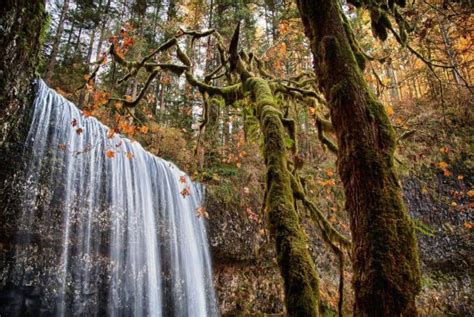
[0,0,48,146]
[296,0,421,316]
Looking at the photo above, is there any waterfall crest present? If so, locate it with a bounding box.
[2,79,217,316]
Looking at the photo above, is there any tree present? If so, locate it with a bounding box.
[0,0,48,146]
[81,23,353,315]
[296,0,421,315]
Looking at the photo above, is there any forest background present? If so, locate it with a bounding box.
[22,0,474,315]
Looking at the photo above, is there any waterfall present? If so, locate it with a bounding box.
[1,80,217,316]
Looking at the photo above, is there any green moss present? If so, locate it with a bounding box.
[244,76,320,316]
[296,1,422,315]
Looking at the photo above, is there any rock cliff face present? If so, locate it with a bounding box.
[207,169,473,316]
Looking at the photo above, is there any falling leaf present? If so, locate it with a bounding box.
[107,129,115,139]
[196,207,209,219]
[106,150,115,158]
[180,187,191,198]
[438,161,448,169]
[116,140,123,147]
[58,144,67,151]
[76,128,83,135]
[71,118,78,127]
[179,176,187,184]
[126,151,134,160]
[457,175,464,181]
[443,169,450,177]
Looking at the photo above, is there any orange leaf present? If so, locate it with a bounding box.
[107,129,115,139]
[180,187,191,198]
[76,128,83,135]
[106,150,115,158]
[385,105,394,117]
[82,110,93,117]
[126,151,134,160]
[196,207,209,219]
[179,176,187,184]
[464,222,474,230]
[139,125,149,134]
[438,161,448,169]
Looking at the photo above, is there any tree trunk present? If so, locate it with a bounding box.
[296,1,421,316]
[0,0,47,146]
[245,77,320,316]
[45,0,70,81]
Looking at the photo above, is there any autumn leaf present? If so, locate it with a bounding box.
[246,207,259,222]
[139,125,149,134]
[76,128,83,135]
[326,168,334,177]
[180,186,191,198]
[82,110,93,117]
[439,146,449,153]
[58,143,67,151]
[179,176,187,184]
[385,105,395,117]
[464,222,474,230]
[71,118,78,127]
[107,129,115,139]
[126,151,134,160]
[114,101,123,110]
[123,37,135,49]
[438,161,448,169]
[457,175,464,181]
[196,207,209,219]
[243,187,249,194]
[106,150,115,158]
[467,190,474,198]
[115,140,123,147]
[124,95,133,102]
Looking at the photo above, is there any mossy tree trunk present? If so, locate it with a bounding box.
[296,0,421,315]
[245,77,320,316]
[0,0,47,146]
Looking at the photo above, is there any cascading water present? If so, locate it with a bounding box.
[0,80,217,316]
